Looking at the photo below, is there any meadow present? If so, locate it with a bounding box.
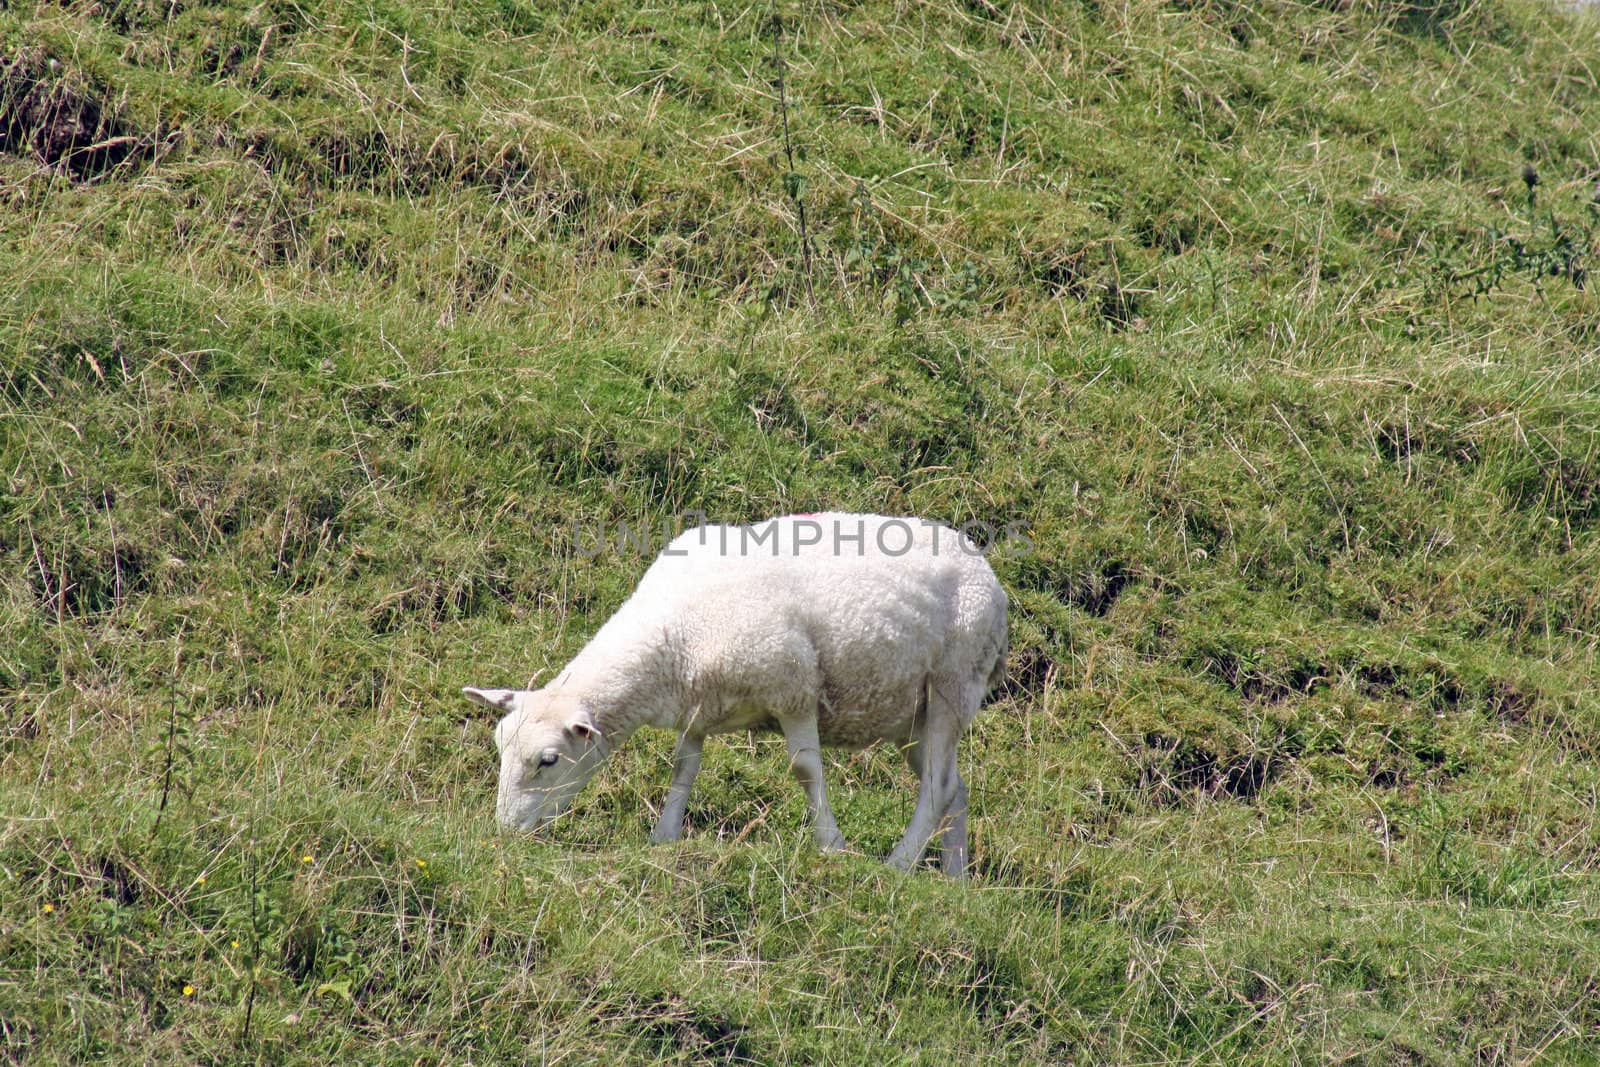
[3,0,1600,1061]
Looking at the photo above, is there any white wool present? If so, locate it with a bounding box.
[463,512,1008,875]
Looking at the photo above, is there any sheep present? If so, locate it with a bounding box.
[462,512,1009,875]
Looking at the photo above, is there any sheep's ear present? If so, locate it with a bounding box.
[462,687,517,712]
[568,714,603,742]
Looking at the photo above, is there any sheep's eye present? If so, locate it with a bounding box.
[539,751,560,768]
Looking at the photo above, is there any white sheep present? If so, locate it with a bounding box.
[462,512,1008,875]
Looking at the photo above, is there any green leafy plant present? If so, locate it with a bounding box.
[147,650,194,839]
[767,11,814,308]
[239,845,281,1047]
[1434,164,1595,299]
[841,180,945,324]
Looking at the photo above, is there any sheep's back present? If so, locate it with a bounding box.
[629,514,1006,746]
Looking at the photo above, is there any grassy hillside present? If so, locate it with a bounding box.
[4,0,1600,1061]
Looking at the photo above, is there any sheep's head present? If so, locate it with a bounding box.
[462,686,608,832]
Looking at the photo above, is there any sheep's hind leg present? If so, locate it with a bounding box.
[649,734,703,843]
[780,713,848,853]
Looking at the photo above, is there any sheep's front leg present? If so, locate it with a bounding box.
[888,710,959,872]
[939,765,969,878]
[780,715,848,853]
[649,734,703,843]
[901,739,970,878]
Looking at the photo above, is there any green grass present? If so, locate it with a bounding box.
[4,0,1600,1061]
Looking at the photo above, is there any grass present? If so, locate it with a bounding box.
[3,0,1600,1061]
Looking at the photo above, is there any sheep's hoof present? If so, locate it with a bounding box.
[884,849,919,872]
[816,832,848,853]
